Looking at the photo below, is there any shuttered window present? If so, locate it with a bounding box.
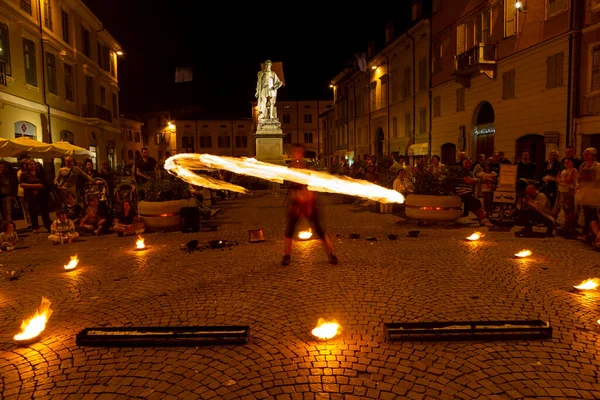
[591,45,600,92]
[546,52,564,89]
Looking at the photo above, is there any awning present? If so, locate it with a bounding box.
[408,143,429,156]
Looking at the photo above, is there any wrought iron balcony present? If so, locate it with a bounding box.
[82,104,112,123]
[454,43,497,79]
[0,60,6,86]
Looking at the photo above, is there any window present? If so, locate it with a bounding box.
[202,124,208,128]
[81,26,90,57]
[418,58,427,91]
[546,52,564,89]
[43,0,53,30]
[237,124,244,128]
[282,114,291,124]
[371,82,377,109]
[456,88,465,112]
[60,130,74,143]
[304,114,312,123]
[235,136,248,148]
[283,133,292,144]
[142,132,148,146]
[61,9,69,43]
[218,136,231,148]
[404,113,411,137]
[591,45,600,92]
[391,73,397,102]
[505,0,516,37]
[220,124,226,128]
[20,0,32,15]
[99,86,106,106]
[433,0,441,13]
[0,24,11,76]
[155,133,164,144]
[135,132,140,143]
[182,136,194,149]
[457,24,467,55]
[502,69,516,99]
[402,68,411,99]
[481,8,491,44]
[433,41,442,73]
[304,105,311,109]
[381,77,388,107]
[434,96,441,117]
[127,150,133,160]
[23,38,37,86]
[64,64,74,101]
[110,53,115,77]
[111,93,118,117]
[200,136,212,148]
[97,42,102,67]
[546,0,566,19]
[102,46,110,71]
[419,108,427,134]
[127,130,132,141]
[304,132,313,144]
[392,116,398,138]
[349,98,354,119]
[46,52,57,94]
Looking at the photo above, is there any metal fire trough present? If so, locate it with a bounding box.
[76,325,250,347]
[384,320,552,342]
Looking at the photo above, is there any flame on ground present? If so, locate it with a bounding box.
[573,278,600,290]
[514,250,532,258]
[311,319,342,340]
[64,255,79,270]
[14,297,53,342]
[136,236,145,249]
[164,154,405,204]
[466,232,483,241]
[298,229,313,240]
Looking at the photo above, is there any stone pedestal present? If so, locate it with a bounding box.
[254,118,285,165]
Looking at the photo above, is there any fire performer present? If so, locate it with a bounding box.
[282,145,338,266]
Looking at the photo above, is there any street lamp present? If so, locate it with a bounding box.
[167,122,175,131]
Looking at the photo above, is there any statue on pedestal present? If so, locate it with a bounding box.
[255,60,282,121]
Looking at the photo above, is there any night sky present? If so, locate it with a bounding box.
[83,2,416,118]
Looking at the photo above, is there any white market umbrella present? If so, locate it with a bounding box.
[0,137,54,158]
[51,141,94,159]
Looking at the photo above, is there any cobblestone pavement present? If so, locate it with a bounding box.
[1,192,599,399]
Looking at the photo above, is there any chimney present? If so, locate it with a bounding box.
[385,22,394,44]
[367,40,376,59]
[412,0,422,21]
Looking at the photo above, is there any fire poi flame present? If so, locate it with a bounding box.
[136,236,145,249]
[164,154,405,204]
[298,229,313,240]
[466,232,482,241]
[14,297,53,342]
[64,255,79,270]
[573,278,600,290]
[514,250,532,258]
[311,318,342,340]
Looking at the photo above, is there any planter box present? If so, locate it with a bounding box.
[405,194,463,222]
[379,202,394,214]
[138,198,199,230]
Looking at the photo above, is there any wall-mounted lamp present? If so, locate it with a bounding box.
[116,51,124,56]
[515,1,527,12]
[329,84,334,88]
[371,66,378,70]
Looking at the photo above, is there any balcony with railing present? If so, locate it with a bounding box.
[82,104,112,123]
[0,60,6,86]
[454,43,497,80]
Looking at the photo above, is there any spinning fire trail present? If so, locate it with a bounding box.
[164,154,405,204]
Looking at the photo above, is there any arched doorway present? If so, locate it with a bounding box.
[441,143,456,165]
[473,102,495,158]
[516,134,545,174]
[375,127,384,160]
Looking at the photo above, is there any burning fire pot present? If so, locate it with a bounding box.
[311,319,342,340]
[248,229,265,243]
[135,236,147,250]
[384,320,552,342]
[14,297,53,344]
[76,325,250,347]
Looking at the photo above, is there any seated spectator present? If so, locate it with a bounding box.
[393,169,414,196]
[78,195,107,236]
[516,184,555,237]
[65,193,84,225]
[113,200,145,236]
[48,209,79,244]
[591,207,600,248]
[0,221,18,251]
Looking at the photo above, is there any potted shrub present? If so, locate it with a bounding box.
[137,174,198,230]
[405,165,463,222]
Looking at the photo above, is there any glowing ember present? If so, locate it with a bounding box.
[298,229,313,240]
[164,154,405,204]
[14,297,53,342]
[466,232,483,241]
[311,318,342,340]
[64,255,79,270]
[136,236,145,249]
[514,250,532,258]
[573,278,600,290]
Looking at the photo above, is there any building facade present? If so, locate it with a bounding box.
[175,119,255,157]
[120,117,143,168]
[251,100,333,159]
[576,0,600,152]
[0,0,122,168]
[431,0,575,168]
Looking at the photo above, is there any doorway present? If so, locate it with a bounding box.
[441,143,456,165]
[473,101,495,158]
[375,127,384,160]
[515,134,545,174]
[581,134,600,151]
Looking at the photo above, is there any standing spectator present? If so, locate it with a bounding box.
[488,153,500,175]
[83,159,99,178]
[455,159,493,227]
[553,158,577,235]
[560,146,582,170]
[576,147,600,238]
[496,151,512,164]
[541,150,560,206]
[20,159,52,234]
[98,161,115,198]
[477,161,497,218]
[517,150,537,181]
[0,161,17,222]
[55,156,93,203]
[16,158,31,229]
[135,147,158,201]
